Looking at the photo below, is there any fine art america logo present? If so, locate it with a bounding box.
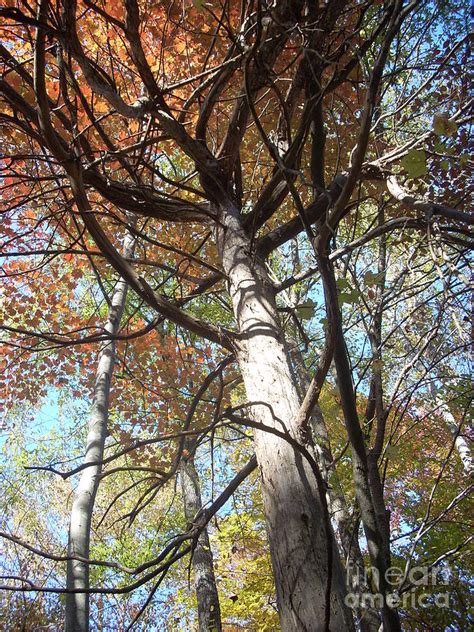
[344,563,450,610]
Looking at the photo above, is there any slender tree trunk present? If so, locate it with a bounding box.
[365,208,393,575]
[217,203,353,632]
[312,409,380,632]
[288,339,380,632]
[65,233,135,632]
[180,448,222,632]
[433,395,472,476]
[317,252,401,632]
[424,341,472,476]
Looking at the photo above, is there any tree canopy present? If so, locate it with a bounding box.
[0,1,472,631]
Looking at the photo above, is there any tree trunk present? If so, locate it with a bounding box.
[65,233,134,632]
[180,449,222,632]
[217,203,353,632]
[425,345,472,476]
[434,395,472,476]
[317,253,401,632]
[313,408,380,632]
[288,339,380,632]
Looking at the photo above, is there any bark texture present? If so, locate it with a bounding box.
[181,451,222,632]
[217,203,353,632]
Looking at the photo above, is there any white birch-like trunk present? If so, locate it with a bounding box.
[424,344,472,476]
[65,232,135,632]
[435,395,472,476]
[217,204,353,631]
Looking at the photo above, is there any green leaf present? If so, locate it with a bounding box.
[296,299,316,320]
[336,277,350,290]
[384,445,398,458]
[193,0,205,8]
[339,291,359,305]
[364,270,384,287]
[433,114,457,137]
[401,149,428,179]
[440,159,449,171]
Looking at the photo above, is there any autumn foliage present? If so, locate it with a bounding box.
[0,1,472,630]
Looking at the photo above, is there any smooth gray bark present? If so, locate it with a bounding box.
[65,232,135,632]
[180,451,222,632]
[217,202,353,631]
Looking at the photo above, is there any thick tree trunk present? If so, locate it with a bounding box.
[217,203,353,631]
[180,450,222,632]
[65,234,134,632]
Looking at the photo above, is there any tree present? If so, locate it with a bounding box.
[65,224,134,630]
[0,1,472,630]
[180,444,222,632]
